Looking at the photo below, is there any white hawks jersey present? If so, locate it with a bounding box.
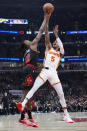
[44,48,61,70]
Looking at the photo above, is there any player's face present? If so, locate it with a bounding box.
[53,41,59,50]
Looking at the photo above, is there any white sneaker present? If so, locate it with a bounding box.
[63,114,74,123]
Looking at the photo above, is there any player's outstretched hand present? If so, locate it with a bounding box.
[44,13,51,21]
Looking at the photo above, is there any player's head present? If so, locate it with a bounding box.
[52,40,59,50]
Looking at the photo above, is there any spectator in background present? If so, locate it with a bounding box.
[1,92,9,115]
[10,99,17,115]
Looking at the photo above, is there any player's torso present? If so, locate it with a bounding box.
[44,48,61,70]
[24,48,38,67]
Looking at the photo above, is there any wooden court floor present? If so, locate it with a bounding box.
[0,112,87,131]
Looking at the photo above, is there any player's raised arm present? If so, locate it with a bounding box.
[23,14,50,47]
[53,25,64,57]
[45,21,52,51]
[32,13,50,45]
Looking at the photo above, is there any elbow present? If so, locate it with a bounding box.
[60,49,64,55]
[24,40,28,45]
[24,40,32,46]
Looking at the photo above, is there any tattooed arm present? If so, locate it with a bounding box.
[24,13,51,52]
[45,21,52,51]
[32,13,51,45]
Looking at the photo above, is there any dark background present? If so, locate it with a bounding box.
[0,0,87,29]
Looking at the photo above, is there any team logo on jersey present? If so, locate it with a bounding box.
[22,74,33,87]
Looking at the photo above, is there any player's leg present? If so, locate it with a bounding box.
[22,76,45,108]
[19,110,26,123]
[23,90,33,120]
[26,100,33,121]
[17,75,46,112]
[53,82,67,112]
[19,90,30,124]
[17,66,39,127]
[19,90,27,122]
[53,82,74,123]
[49,71,74,123]
[49,71,67,111]
[21,69,47,109]
[25,100,38,127]
[19,90,36,126]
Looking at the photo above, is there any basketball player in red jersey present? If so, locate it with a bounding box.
[17,13,51,127]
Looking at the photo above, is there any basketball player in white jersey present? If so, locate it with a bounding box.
[17,23,74,123]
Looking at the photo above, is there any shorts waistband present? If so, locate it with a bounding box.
[44,67,57,71]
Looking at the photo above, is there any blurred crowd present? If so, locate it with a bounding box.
[0,87,87,115]
[0,92,20,115]
[33,89,87,113]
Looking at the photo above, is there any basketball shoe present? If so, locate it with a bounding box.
[63,114,74,123]
[19,118,32,126]
[16,102,23,112]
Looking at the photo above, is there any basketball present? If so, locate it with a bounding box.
[43,3,54,14]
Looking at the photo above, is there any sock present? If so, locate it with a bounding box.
[21,111,26,120]
[27,110,32,119]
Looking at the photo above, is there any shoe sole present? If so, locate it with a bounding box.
[30,122,39,128]
[63,120,74,123]
[19,121,38,127]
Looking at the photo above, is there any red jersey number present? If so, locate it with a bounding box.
[51,56,55,62]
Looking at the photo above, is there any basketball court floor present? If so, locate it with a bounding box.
[0,112,87,131]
